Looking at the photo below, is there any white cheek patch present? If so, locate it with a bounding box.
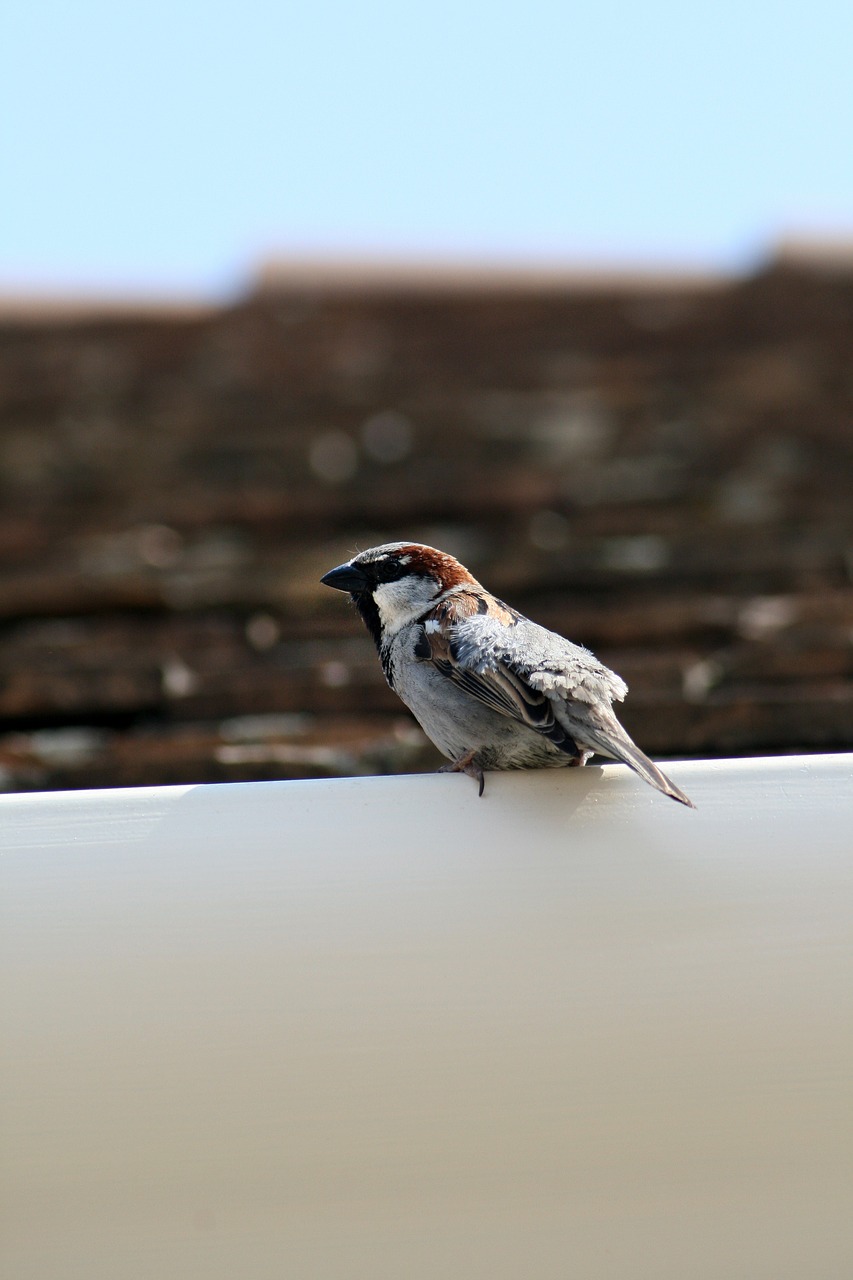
[373,578,437,632]
[423,619,441,633]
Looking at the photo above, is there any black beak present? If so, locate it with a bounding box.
[320,562,369,593]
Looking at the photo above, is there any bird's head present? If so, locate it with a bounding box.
[321,542,478,643]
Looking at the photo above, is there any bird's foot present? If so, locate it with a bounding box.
[568,750,594,768]
[438,750,486,797]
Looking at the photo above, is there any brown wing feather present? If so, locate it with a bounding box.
[417,590,580,756]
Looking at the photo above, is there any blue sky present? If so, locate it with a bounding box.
[2,1,851,295]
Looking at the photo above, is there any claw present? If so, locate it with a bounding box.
[438,750,486,796]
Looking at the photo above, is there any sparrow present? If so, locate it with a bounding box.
[321,542,694,807]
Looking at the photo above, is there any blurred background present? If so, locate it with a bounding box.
[1,0,851,791]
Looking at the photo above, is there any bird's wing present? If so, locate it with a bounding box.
[415,590,624,754]
[417,590,695,808]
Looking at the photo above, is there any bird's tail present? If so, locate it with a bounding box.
[583,721,695,808]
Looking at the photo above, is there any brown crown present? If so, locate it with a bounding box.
[395,544,481,589]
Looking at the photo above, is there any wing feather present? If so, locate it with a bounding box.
[416,590,585,756]
[414,588,694,807]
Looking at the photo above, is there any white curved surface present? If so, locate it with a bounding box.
[1,755,852,1279]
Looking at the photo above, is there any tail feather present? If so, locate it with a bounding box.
[580,721,695,808]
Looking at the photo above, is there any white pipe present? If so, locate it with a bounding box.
[2,754,852,1279]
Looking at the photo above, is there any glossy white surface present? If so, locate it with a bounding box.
[2,755,852,1279]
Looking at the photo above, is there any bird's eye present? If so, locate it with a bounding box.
[373,556,406,583]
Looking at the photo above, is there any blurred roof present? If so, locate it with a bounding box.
[0,248,851,791]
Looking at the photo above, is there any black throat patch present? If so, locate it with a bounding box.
[352,592,383,652]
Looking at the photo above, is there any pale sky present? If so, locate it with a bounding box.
[2,0,851,296]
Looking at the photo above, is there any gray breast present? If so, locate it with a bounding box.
[386,625,566,768]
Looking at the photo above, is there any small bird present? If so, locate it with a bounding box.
[321,542,694,807]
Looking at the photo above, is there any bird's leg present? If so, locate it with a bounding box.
[438,749,486,797]
[568,750,594,768]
